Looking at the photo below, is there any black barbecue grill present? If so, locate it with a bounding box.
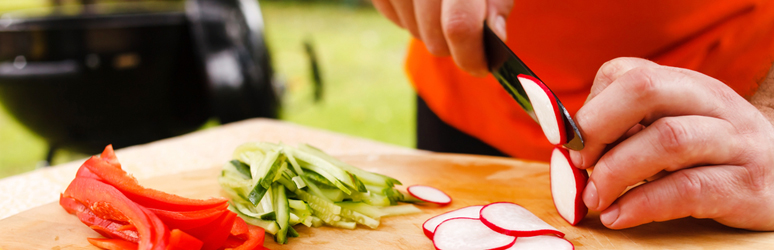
[0,0,280,164]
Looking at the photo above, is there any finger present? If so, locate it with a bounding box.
[441,0,488,77]
[485,0,514,41]
[599,166,743,229]
[372,0,402,28]
[391,0,422,39]
[572,65,727,170]
[413,0,449,56]
[586,57,660,104]
[570,58,656,168]
[585,116,743,211]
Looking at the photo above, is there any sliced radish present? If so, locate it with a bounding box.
[517,74,566,145]
[506,235,574,250]
[550,147,589,225]
[479,202,564,237]
[422,205,484,239]
[407,185,452,206]
[433,218,516,250]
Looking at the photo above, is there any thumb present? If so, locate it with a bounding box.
[486,0,514,41]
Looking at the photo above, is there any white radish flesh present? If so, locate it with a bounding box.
[517,74,566,145]
[479,202,564,237]
[407,185,452,206]
[433,218,516,250]
[550,147,589,225]
[505,235,574,250]
[422,205,484,239]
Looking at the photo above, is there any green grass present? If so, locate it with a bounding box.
[0,1,415,178]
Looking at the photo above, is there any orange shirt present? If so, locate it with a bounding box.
[406,0,774,161]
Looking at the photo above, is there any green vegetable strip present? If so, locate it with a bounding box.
[230,160,252,179]
[274,183,290,244]
[294,188,342,224]
[283,146,305,175]
[336,202,385,219]
[298,144,402,186]
[379,204,422,217]
[291,149,357,193]
[340,208,380,229]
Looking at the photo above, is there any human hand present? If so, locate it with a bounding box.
[569,57,774,231]
[371,0,513,76]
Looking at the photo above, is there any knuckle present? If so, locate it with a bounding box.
[622,67,660,98]
[672,170,704,204]
[651,118,692,160]
[442,14,478,42]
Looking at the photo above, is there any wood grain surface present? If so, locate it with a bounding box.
[1,153,771,250]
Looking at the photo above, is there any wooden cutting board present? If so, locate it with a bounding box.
[1,153,771,250]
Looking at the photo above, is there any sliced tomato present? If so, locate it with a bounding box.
[64,177,169,250]
[87,238,139,250]
[83,145,228,211]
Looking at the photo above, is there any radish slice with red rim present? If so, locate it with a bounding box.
[407,185,452,206]
[550,147,589,225]
[505,235,575,250]
[422,205,483,239]
[479,202,564,237]
[433,218,516,250]
[517,74,566,145]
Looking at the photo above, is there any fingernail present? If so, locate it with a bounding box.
[493,15,507,41]
[600,204,620,227]
[569,150,583,169]
[583,181,599,210]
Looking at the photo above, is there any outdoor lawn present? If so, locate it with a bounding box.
[0,1,415,178]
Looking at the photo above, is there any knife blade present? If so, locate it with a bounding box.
[483,24,584,151]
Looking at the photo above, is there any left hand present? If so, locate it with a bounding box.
[569,57,774,231]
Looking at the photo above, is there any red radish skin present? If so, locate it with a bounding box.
[422,205,484,239]
[479,202,565,237]
[433,218,516,250]
[517,74,566,145]
[550,147,589,225]
[505,235,574,250]
[407,185,452,206]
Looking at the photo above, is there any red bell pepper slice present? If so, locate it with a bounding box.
[83,145,228,211]
[166,229,204,250]
[148,202,229,230]
[185,211,236,250]
[228,224,266,250]
[64,177,169,250]
[87,238,139,250]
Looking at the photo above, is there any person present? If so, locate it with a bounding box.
[372,0,774,231]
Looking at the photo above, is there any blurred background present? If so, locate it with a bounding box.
[0,0,414,178]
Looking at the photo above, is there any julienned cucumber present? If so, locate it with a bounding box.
[218,142,422,244]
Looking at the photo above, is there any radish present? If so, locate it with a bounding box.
[506,235,574,250]
[517,74,566,145]
[422,205,484,239]
[550,147,589,225]
[479,202,565,237]
[433,218,516,250]
[407,185,452,206]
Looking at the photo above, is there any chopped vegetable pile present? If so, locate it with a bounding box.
[60,145,267,250]
[219,142,422,244]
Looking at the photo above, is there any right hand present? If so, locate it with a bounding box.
[372,0,514,77]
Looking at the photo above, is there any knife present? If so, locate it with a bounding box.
[483,24,584,151]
